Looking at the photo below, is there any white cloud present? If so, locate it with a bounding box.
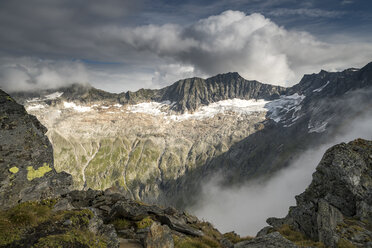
[0,57,89,92]
[1,11,372,92]
[104,10,372,86]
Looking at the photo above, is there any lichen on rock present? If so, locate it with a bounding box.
[27,163,52,181]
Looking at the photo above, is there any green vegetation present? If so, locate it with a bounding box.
[26,163,52,181]
[136,216,154,229]
[275,224,325,247]
[338,238,356,248]
[111,218,131,230]
[173,221,223,248]
[174,235,221,248]
[0,200,55,246]
[33,229,107,248]
[223,231,253,243]
[0,199,107,247]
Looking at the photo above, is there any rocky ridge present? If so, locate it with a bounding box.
[250,139,372,248]
[0,89,73,208]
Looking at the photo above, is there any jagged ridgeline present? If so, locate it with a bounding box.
[12,62,372,208]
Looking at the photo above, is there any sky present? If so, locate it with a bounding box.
[0,0,372,93]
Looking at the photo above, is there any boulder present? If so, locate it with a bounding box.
[234,232,298,248]
[144,222,174,248]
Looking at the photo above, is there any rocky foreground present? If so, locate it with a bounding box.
[1,88,372,247]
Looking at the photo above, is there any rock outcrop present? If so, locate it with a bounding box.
[0,89,73,209]
[247,139,372,248]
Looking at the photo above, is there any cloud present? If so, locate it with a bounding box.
[0,57,155,93]
[1,5,372,91]
[112,10,372,86]
[0,57,89,92]
[190,91,372,236]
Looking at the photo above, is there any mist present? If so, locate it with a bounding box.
[190,109,372,236]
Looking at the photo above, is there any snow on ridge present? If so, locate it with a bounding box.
[313,81,330,93]
[266,93,305,123]
[170,99,269,121]
[27,91,64,102]
[45,91,63,100]
[26,104,46,110]
[126,95,305,123]
[127,99,269,121]
[63,102,91,112]
[127,101,172,115]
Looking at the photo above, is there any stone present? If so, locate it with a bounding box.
[110,200,148,221]
[158,214,203,237]
[144,222,174,248]
[234,232,298,248]
[316,199,343,247]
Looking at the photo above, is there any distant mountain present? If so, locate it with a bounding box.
[13,72,286,112]
[9,62,372,210]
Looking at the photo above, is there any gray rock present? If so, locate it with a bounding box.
[316,199,343,247]
[0,90,73,209]
[220,238,234,248]
[110,200,148,221]
[158,214,203,237]
[265,139,372,248]
[234,232,298,248]
[256,226,272,237]
[144,222,174,248]
[53,198,75,212]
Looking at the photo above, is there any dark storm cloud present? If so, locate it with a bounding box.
[0,0,371,92]
[0,0,143,58]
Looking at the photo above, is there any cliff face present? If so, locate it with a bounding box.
[239,139,372,248]
[0,89,73,208]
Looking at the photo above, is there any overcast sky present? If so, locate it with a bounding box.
[0,0,372,93]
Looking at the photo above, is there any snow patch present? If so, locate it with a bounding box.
[27,91,63,102]
[127,95,306,123]
[63,102,91,112]
[265,93,305,123]
[26,104,46,110]
[127,101,172,115]
[45,91,63,100]
[308,121,328,133]
[169,99,269,121]
[127,99,269,121]
[313,81,330,93]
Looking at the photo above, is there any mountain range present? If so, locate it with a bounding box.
[1,86,371,247]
